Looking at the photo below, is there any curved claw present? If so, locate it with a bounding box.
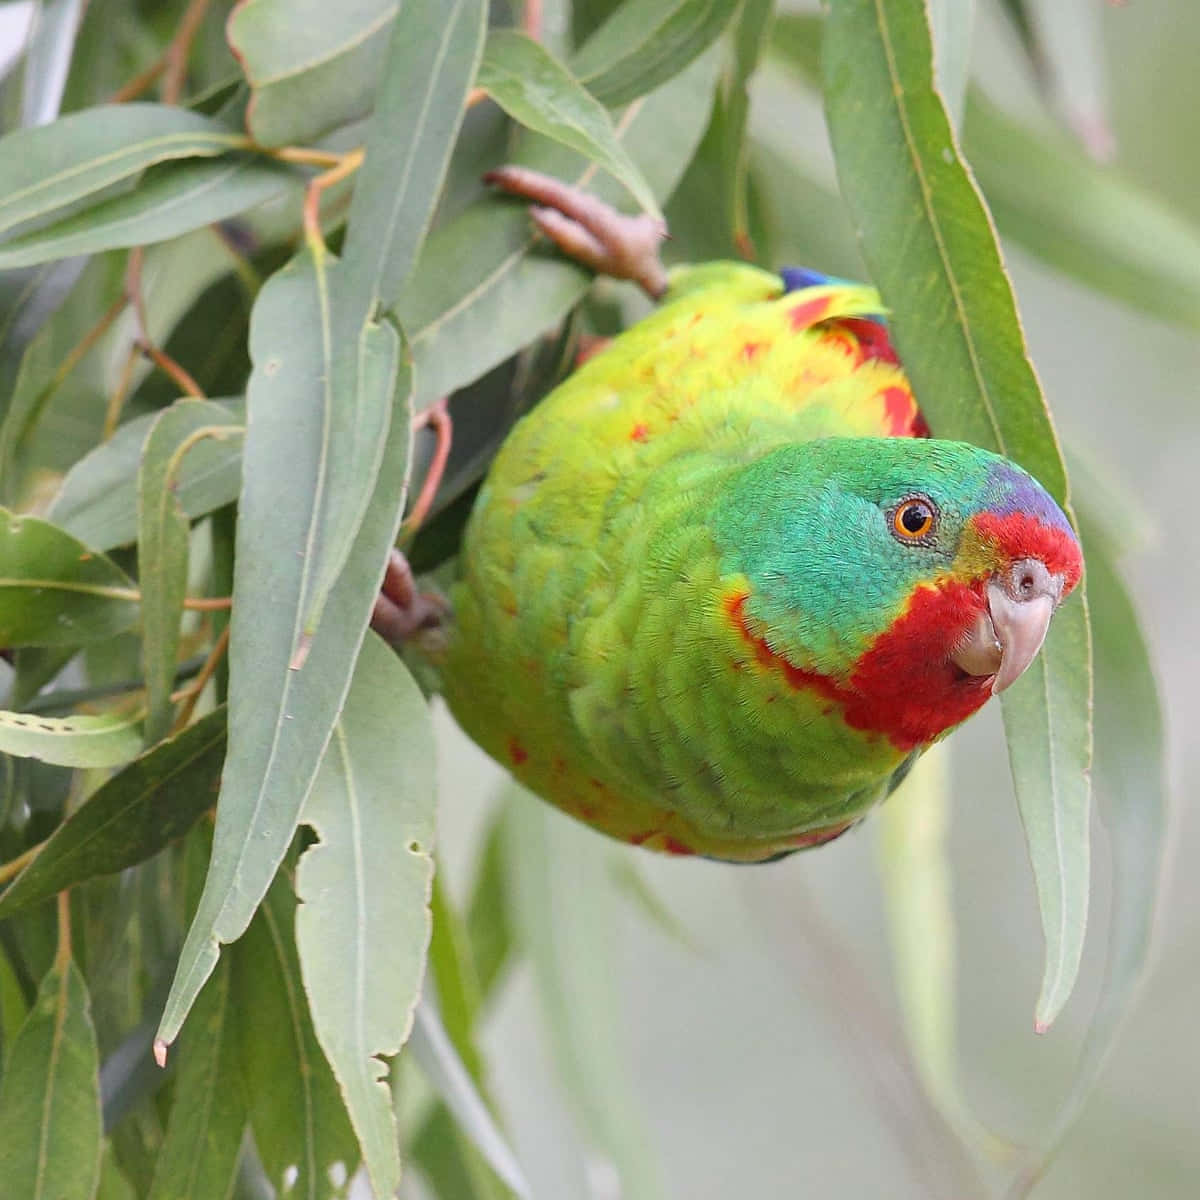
[484,165,668,298]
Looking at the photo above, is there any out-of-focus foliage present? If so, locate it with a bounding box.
[0,1,1182,1197]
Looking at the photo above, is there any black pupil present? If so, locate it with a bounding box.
[901,503,929,533]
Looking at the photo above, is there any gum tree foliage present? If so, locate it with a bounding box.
[0,1,1173,1197]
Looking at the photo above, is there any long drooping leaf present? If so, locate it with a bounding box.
[0,708,226,919]
[303,0,483,642]
[0,104,250,240]
[666,0,774,260]
[402,44,721,406]
[1008,512,1168,1195]
[571,0,735,107]
[408,1000,532,1200]
[478,30,662,219]
[877,744,1008,1158]
[503,788,663,1200]
[0,508,138,646]
[49,399,244,552]
[20,0,86,128]
[156,259,414,1053]
[0,957,102,1200]
[0,158,296,271]
[228,0,398,147]
[295,635,436,1199]
[768,14,1200,331]
[823,0,1092,1032]
[230,872,360,1197]
[146,961,246,1200]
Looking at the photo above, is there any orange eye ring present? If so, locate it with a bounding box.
[891,497,937,542]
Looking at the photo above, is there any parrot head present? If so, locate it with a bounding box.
[713,438,1083,751]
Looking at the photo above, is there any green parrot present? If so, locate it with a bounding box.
[377,168,1083,864]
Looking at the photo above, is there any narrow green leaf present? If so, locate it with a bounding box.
[96,1143,137,1200]
[408,1001,531,1200]
[503,788,662,1198]
[0,158,297,271]
[665,0,774,260]
[0,707,226,918]
[478,30,663,220]
[823,0,1093,1030]
[0,957,102,1200]
[50,399,244,553]
[571,0,734,107]
[768,14,1200,331]
[0,508,138,646]
[231,873,360,1197]
[295,635,436,1199]
[20,0,86,128]
[228,0,398,147]
[138,404,216,745]
[0,707,141,767]
[465,812,516,1001]
[402,43,721,406]
[157,264,414,1052]
[0,104,249,240]
[878,744,1007,1156]
[147,961,246,1200]
[305,0,484,641]
[1010,511,1168,1192]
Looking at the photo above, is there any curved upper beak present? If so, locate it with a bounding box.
[950,559,1065,694]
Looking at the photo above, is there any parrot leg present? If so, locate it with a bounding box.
[371,548,448,646]
[370,400,453,648]
[484,165,669,298]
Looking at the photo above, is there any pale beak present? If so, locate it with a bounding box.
[950,559,1064,694]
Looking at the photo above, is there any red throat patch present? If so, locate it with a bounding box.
[726,584,996,752]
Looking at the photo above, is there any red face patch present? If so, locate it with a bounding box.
[726,584,996,752]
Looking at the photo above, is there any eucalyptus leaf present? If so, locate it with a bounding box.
[146,961,246,1200]
[157,258,414,1053]
[478,30,662,220]
[0,957,102,1200]
[0,104,250,241]
[823,0,1092,1030]
[571,0,735,108]
[0,707,142,767]
[0,707,226,919]
[409,999,532,1200]
[503,788,663,1199]
[49,399,244,553]
[926,0,974,128]
[20,0,85,128]
[231,872,360,1197]
[0,508,137,647]
[0,158,297,271]
[295,635,436,1199]
[138,403,217,745]
[304,0,483,644]
[228,0,398,147]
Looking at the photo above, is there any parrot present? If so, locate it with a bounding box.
[376,167,1083,864]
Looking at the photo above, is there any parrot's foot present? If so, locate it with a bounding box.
[484,165,669,299]
[371,549,448,648]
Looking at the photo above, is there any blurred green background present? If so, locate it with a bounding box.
[425,3,1198,1197]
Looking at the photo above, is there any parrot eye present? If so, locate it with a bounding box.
[890,496,938,543]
